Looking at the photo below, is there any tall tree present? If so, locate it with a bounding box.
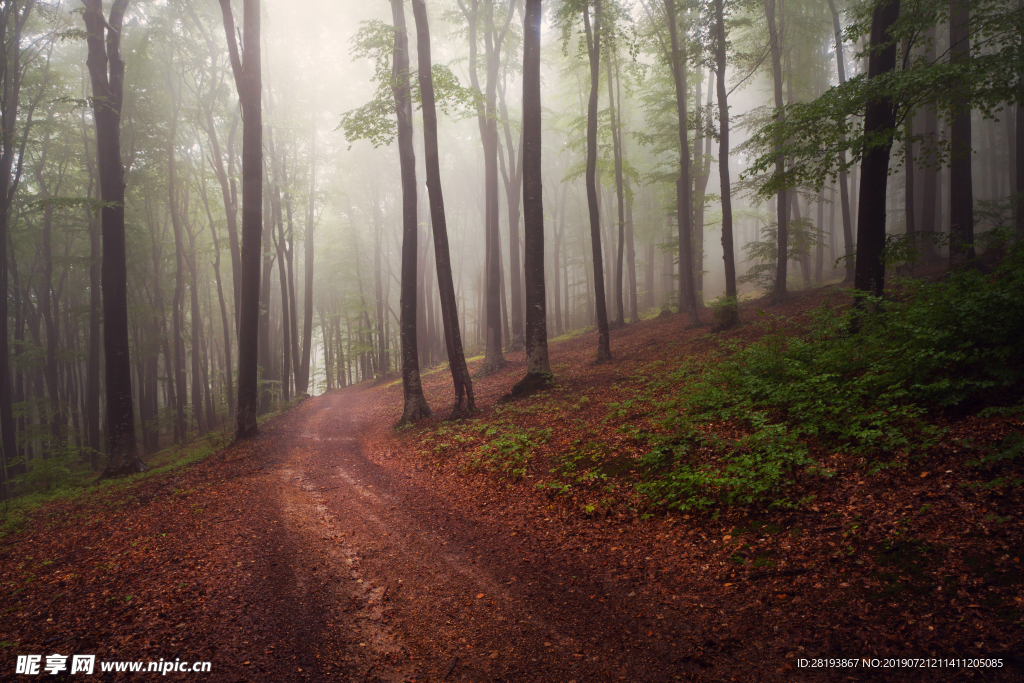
[763,0,788,301]
[714,0,737,328]
[665,0,700,324]
[826,0,855,282]
[83,0,145,475]
[0,0,35,493]
[392,0,431,425]
[219,0,262,440]
[948,0,975,267]
[457,0,514,374]
[411,0,475,415]
[513,0,552,394]
[853,0,900,297]
[584,0,613,361]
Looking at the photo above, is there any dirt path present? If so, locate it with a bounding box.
[261,386,707,683]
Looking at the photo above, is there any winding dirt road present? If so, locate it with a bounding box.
[251,385,706,683]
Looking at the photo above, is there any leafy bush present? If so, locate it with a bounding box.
[639,244,1024,510]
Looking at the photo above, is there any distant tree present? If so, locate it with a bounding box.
[218,0,263,440]
[83,0,145,475]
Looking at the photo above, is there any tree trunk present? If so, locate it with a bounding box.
[391,0,431,425]
[168,110,189,442]
[219,0,262,440]
[853,0,900,297]
[714,0,737,327]
[583,2,612,361]
[186,224,208,437]
[513,0,552,396]
[297,133,316,396]
[665,0,700,324]
[412,0,475,415]
[826,0,855,280]
[764,0,788,299]
[83,0,144,476]
[607,52,626,328]
[948,0,975,267]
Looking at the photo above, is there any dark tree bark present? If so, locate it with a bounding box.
[948,0,975,267]
[904,116,916,275]
[1018,0,1024,237]
[512,0,552,396]
[219,0,262,440]
[412,0,475,415]
[607,50,627,328]
[583,2,612,361]
[185,220,208,437]
[853,0,900,297]
[391,0,431,425]
[297,133,316,396]
[167,103,189,442]
[664,0,700,324]
[83,0,144,476]
[714,0,737,327]
[764,0,788,299]
[826,0,855,281]
[0,0,36,491]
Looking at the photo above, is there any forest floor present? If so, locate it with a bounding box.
[2,280,1024,682]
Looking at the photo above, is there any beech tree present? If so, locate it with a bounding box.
[411,0,475,415]
[513,0,552,394]
[392,0,431,425]
[219,0,262,440]
[83,0,145,475]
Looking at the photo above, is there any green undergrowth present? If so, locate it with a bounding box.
[637,242,1024,511]
[0,432,229,540]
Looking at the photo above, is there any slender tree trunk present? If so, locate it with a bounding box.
[297,133,316,395]
[607,53,626,328]
[1017,0,1024,237]
[583,3,612,361]
[412,0,475,414]
[200,170,235,419]
[714,0,737,327]
[764,0,788,299]
[186,224,208,437]
[826,0,855,281]
[948,0,975,267]
[665,0,700,324]
[853,0,900,297]
[168,111,189,441]
[219,0,262,440]
[391,0,431,425]
[84,0,143,475]
[905,117,916,275]
[85,167,101,460]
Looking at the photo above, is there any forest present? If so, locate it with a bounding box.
[1,0,1023,680]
